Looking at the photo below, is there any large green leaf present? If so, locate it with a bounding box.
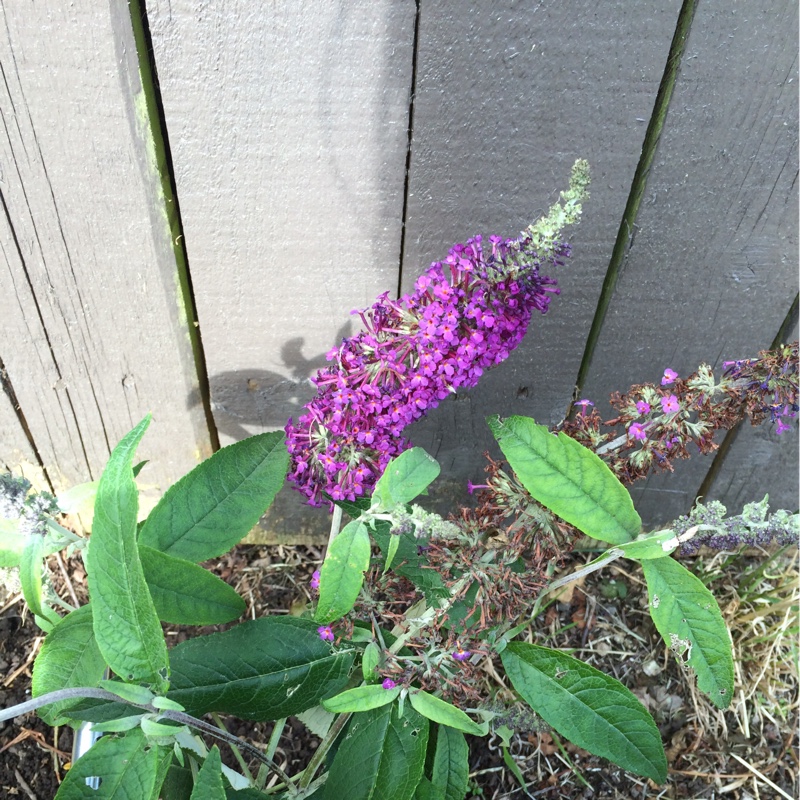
[430,725,469,800]
[322,703,429,800]
[167,617,354,720]
[315,519,371,624]
[87,416,169,691]
[501,642,666,783]
[408,690,484,736]
[642,557,734,708]
[138,432,288,562]
[138,544,245,625]
[488,416,640,543]
[54,728,165,799]
[372,448,440,509]
[32,604,106,726]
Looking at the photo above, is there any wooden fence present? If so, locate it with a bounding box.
[1,1,797,543]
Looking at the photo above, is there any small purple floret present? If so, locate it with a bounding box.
[317,625,334,642]
[661,394,680,414]
[628,422,647,441]
[661,368,678,386]
[382,678,397,690]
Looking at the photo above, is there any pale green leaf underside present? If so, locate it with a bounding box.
[642,557,734,708]
[322,684,400,713]
[315,519,371,624]
[373,447,440,509]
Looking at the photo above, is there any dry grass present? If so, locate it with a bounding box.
[478,546,799,799]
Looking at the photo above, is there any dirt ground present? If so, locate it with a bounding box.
[1,544,797,799]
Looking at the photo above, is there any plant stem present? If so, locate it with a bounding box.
[211,712,253,783]
[0,687,298,794]
[297,711,351,790]
[326,504,343,550]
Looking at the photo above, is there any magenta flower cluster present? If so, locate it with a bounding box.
[286,234,570,505]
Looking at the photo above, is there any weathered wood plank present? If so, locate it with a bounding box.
[400,1,683,514]
[580,0,799,524]
[0,369,46,488]
[0,2,211,502]
[148,1,416,537]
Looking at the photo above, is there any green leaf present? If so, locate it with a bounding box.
[617,528,684,560]
[430,725,469,800]
[322,684,400,713]
[501,642,666,783]
[99,679,154,706]
[54,728,163,799]
[502,746,528,792]
[57,481,99,515]
[408,690,485,736]
[641,557,734,708]
[190,746,226,800]
[323,703,429,800]
[315,519,371,624]
[91,714,145,733]
[384,532,401,572]
[362,642,381,682]
[19,530,50,618]
[167,617,354,720]
[87,415,169,691]
[0,518,25,567]
[414,776,446,800]
[138,432,288,562]
[32,604,106,725]
[488,416,640,543]
[370,521,448,601]
[372,448,440,509]
[139,544,245,625]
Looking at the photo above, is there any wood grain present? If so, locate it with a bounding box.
[580,0,799,524]
[148,1,416,536]
[399,1,683,518]
[0,2,211,501]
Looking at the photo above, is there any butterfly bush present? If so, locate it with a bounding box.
[286,160,590,506]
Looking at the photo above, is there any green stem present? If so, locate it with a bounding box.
[211,712,253,783]
[298,711,351,790]
[326,504,343,550]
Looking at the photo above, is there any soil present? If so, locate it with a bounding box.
[1,544,796,800]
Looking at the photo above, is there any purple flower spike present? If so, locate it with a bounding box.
[660,394,680,414]
[661,368,678,386]
[628,422,647,441]
[382,678,397,690]
[310,570,321,591]
[285,232,572,506]
[317,625,335,642]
